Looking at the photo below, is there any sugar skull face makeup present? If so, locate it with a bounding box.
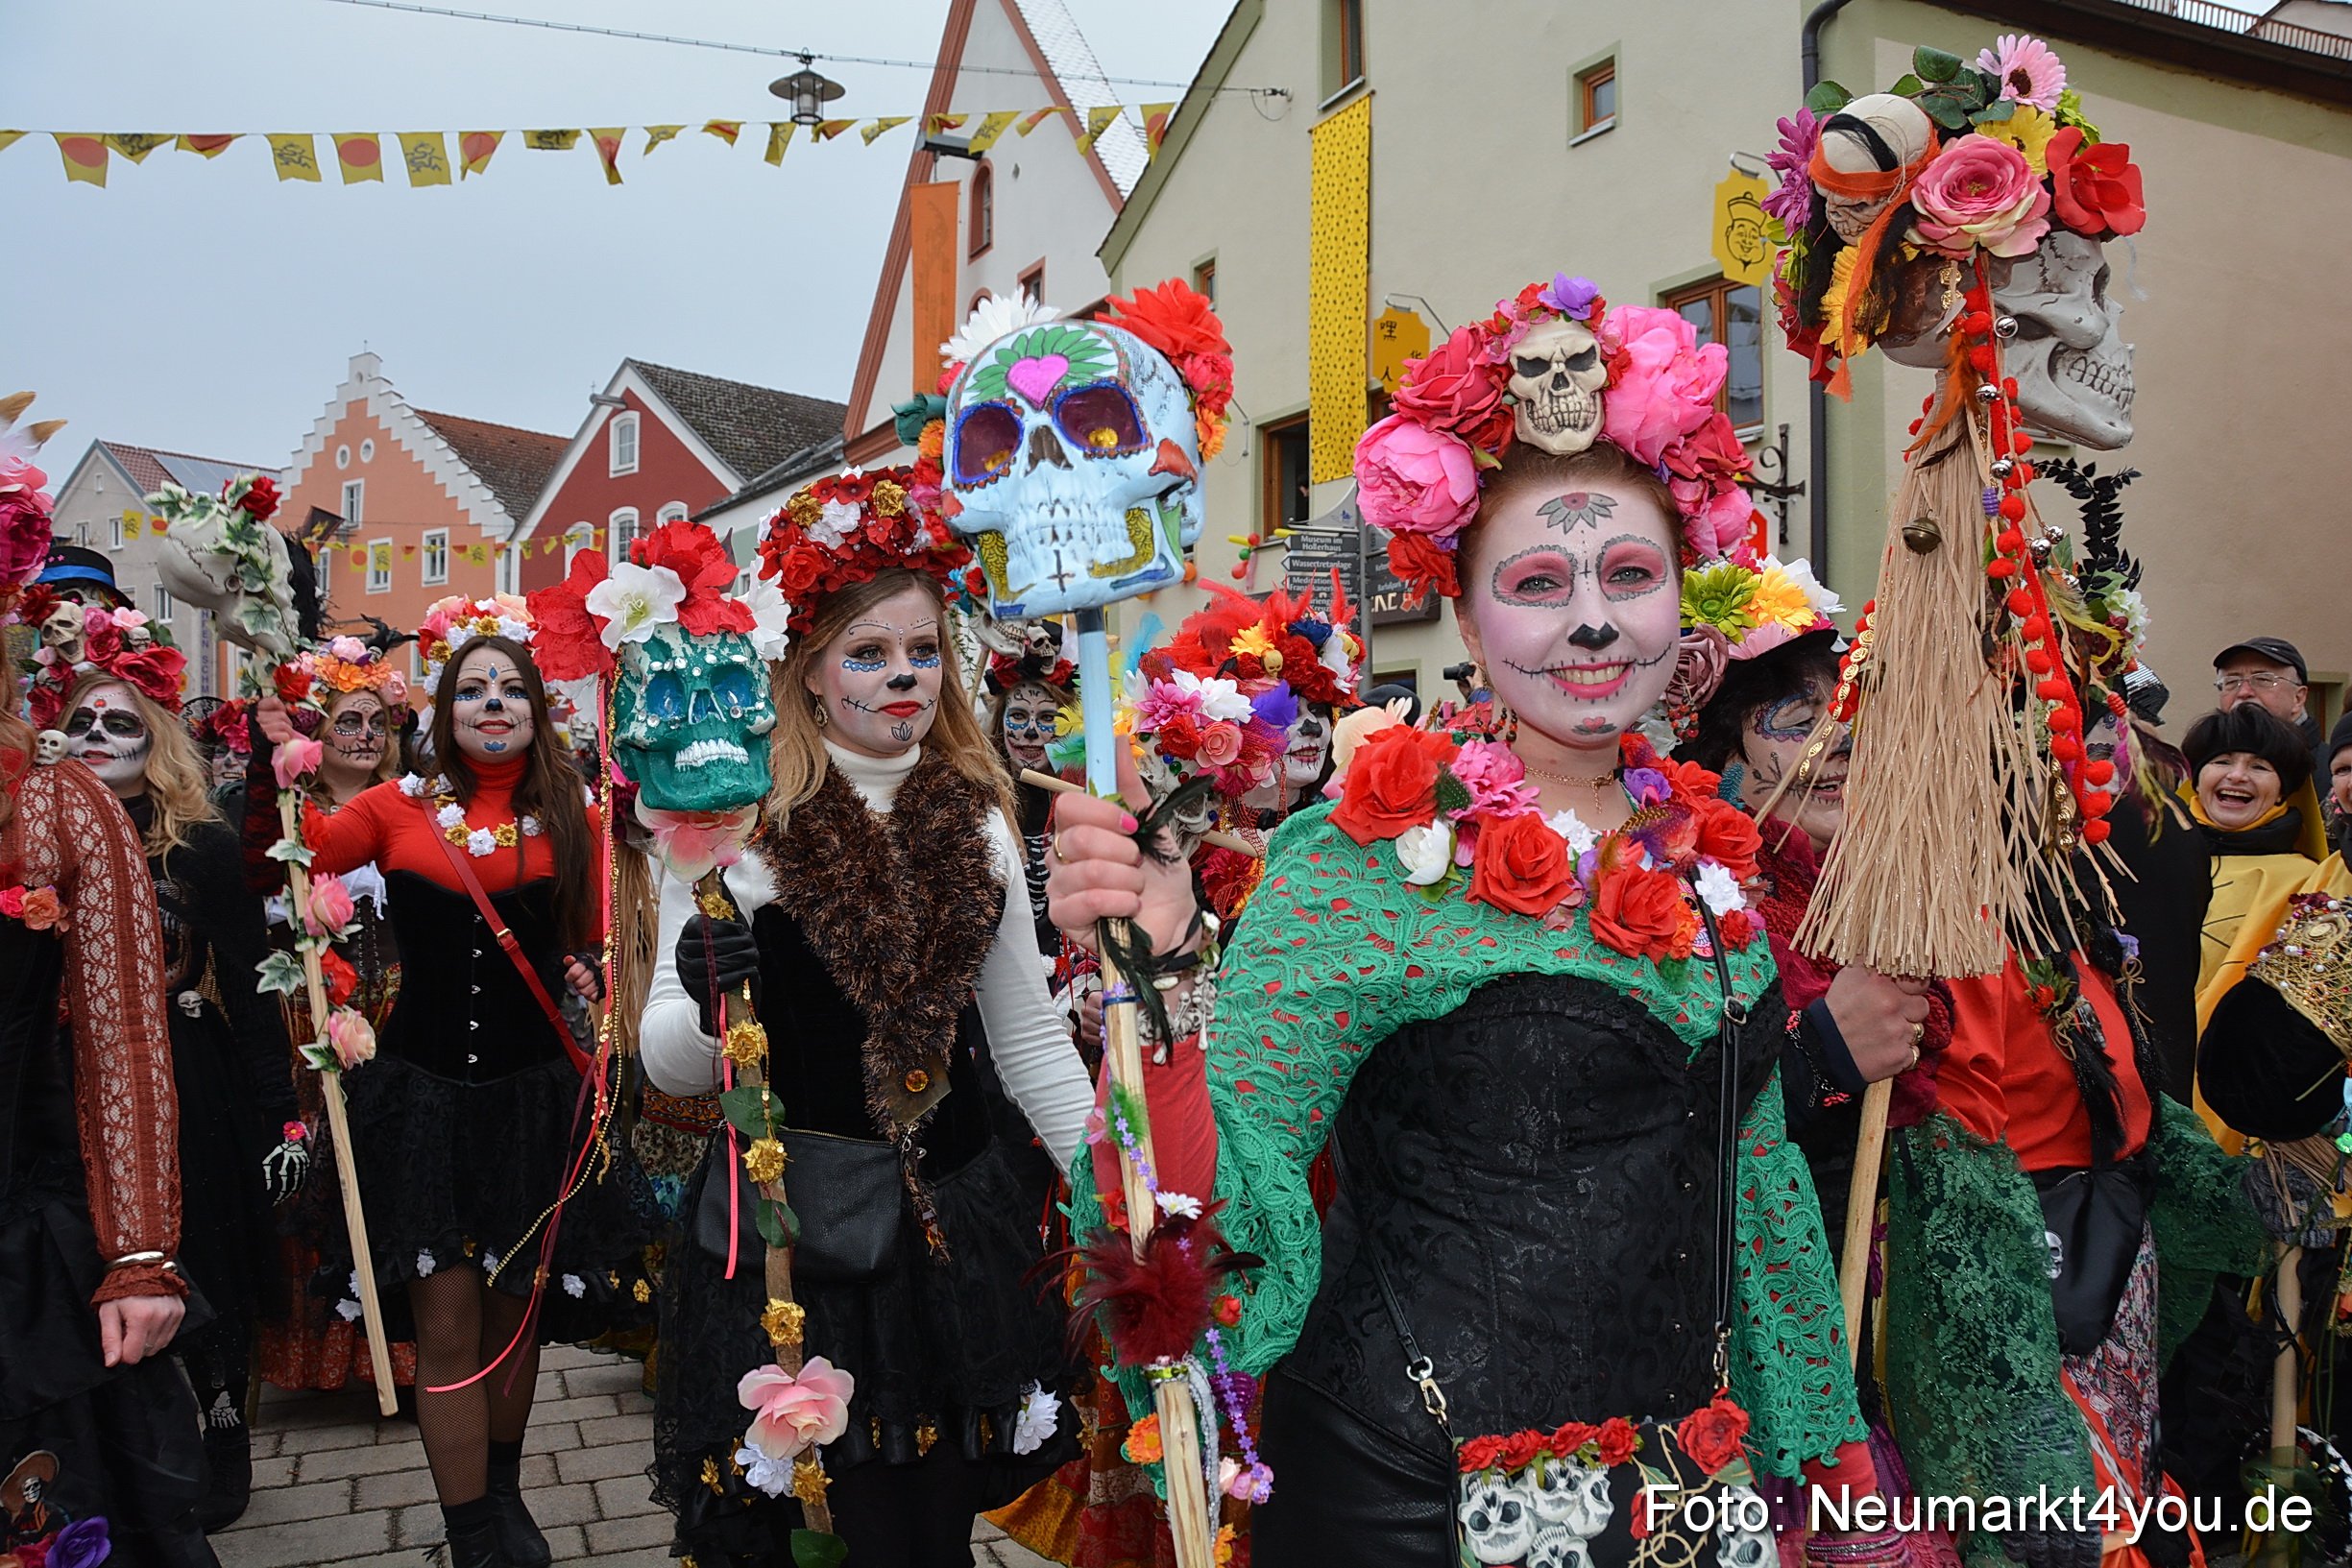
[998,680,1060,773]
[1737,671,1852,853]
[449,645,537,763]
[1457,482,1684,752]
[63,679,153,794]
[806,584,945,760]
[323,690,391,782]
[1284,704,1333,789]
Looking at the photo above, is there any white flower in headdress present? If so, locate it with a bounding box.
[1546,808,1600,858]
[585,561,686,649]
[496,615,532,643]
[809,496,863,550]
[1011,1384,1061,1456]
[1154,1191,1203,1220]
[1776,556,1844,618]
[736,1444,793,1498]
[1694,859,1747,917]
[742,575,794,662]
[942,293,1066,367]
[1170,669,1253,724]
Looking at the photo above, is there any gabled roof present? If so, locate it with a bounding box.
[85,440,282,499]
[692,434,847,529]
[628,361,847,483]
[1101,0,1263,277]
[839,0,1138,450]
[409,410,568,522]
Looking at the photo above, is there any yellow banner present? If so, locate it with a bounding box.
[1711,169,1772,288]
[966,111,1019,155]
[335,134,384,183]
[399,132,452,186]
[105,133,168,164]
[523,130,580,152]
[701,120,742,146]
[463,543,490,566]
[1141,104,1176,157]
[55,133,107,186]
[268,134,322,181]
[1073,105,1122,157]
[591,128,626,184]
[371,543,393,571]
[764,122,794,167]
[176,133,237,158]
[643,125,684,152]
[0,132,24,156]
[812,119,857,143]
[459,131,501,178]
[124,516,144,540]
[1307,94,1373,484]
[861,116,910,146]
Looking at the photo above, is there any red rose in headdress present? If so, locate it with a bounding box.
[2048,128,2145,239]
[1393,326,1514,457]
[236,474,282,521]
[114,645,188,710]
[1589,864,1696,964]
[1693,797,1762,880]
[1332,726,1456,844]
[1468,811,1578,918]
[1384,533,1460,606]
[638,519,754,638]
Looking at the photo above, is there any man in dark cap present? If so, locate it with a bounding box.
[2215,636,2330,855]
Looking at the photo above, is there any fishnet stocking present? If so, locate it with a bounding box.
[407,1266,542,1504]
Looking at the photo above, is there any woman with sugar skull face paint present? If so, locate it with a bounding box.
[1048,278,1892,1568]
[249,627,652,1568]
[642,466,1094,1568]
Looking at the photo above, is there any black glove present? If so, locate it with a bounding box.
[676,916,762,1036]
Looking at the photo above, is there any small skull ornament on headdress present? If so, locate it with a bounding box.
[33,730,67,766]
[39,601,86,664]
[944,318,1203,618]
[1507,317,1607,454]
[611,625,776,814]
[1814,93,1936,243]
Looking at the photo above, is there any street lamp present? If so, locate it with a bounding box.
[769,55,845,127]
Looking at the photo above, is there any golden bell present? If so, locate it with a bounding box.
[1902,516,1942,554]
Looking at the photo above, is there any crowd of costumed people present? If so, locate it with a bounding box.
[11,30,2352,1568]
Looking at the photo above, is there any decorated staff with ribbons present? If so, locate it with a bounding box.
[1,398,224,1566]
[1043,275,1895,1568]
[1766,36,2261,1567]
[248,596,650,1568]
[632,465,1092,1568]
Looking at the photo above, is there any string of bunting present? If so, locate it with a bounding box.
[108,506,624,565]
[6,105,1179,187]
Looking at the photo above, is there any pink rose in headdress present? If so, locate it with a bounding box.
[1908,136,2051,258]
[1448,740,1540,821]
[1354,416,1481,539]
[1600,308,1728,467]
[739,1357,855,1461]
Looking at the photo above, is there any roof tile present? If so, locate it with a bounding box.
[410,409,569,522]
[628,361,847,486]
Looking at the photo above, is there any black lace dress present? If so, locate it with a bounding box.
[1252,972,1782,1566]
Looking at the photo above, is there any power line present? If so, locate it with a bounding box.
[310,0,1287,97]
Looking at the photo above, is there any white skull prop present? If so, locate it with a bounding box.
[1715,1484,1775,1568]
[39,601,86,663]
[1507,317,1607,455]
[1814,94,1936,243]
[1522,1458,1614,1538]
[944,318,1202,618]
[151,483,301,658]
[1526,1526,1596,1568]
[1880,230,2133,449]
[1460,1476,1536,1565]
[122,617,153,649]
[33,729,67,766]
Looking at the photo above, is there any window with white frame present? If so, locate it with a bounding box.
[367,538,392,593]
[341,478,365,528]
[317,544,331,603]
[496,545,519,596]
[609,508,641,562]
[109,515,124,550]
[609,412,640,476]
[153,582,176,621]
[658,501,688,525]
[564,522,594,566]
[422,528,449,586]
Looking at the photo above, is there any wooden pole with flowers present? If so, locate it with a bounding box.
[525,526,847,1552]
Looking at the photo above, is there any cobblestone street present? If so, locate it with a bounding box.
[210,1345,1054,1567]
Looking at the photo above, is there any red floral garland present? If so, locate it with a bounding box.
[531,517,759,683]
[754,461,968,638]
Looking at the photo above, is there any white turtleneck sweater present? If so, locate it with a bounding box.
[640,741,1091,1169]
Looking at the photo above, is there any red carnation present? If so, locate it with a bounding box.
[1719,907,1759,949]
[1590,865,1697,964]
[1467,810,1578,918]
[2048,128,2146,239]
[526,550,616,683]
[235,474,281,520]
[1331,726,1456,844]
[1155,712,1202,759]
[1385,533,1460,606]
[1676,1395,1750,1477]
[1098,278,1229,362]
[1393,326,1515,457]
[1595,1416,1640,1468]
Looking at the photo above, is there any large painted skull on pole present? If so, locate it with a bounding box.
[611,624,775,812]
[943,318,1202,618]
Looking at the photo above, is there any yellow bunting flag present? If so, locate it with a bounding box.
[591,128,625,184]
[0,132,23,156]
[763,123,794,167]
[335,134,384,183]
[348,543,366,564]
[925,112,969,136]
[1141,103,1175,157]
[966,111,1019,155]
[268,134,322,181]
[1073,105,1122,156]
[124,516,144,541]
[371,543,393,572]
[400,544,417,558]
[106,133,168,164]
[54,134,108,185]
[523,130,581,152]
[1017,108,1067,137]
[701,120,742,146]
[812,119,857,143]
[176,133,238,158]
[464,543,490,567]
[643,125,684,152]
[861,116,910,147]
[148,514,169,534]
[458,131,501,178]
[398,133,452,186]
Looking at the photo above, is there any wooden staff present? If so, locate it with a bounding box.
[1839,1079,1892,1370]
[698,874,834,1534]
[1018,768,1261,857]
[278,792,398,1415]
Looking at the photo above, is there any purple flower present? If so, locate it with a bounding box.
[1537,273,1602,321]
[1623,766,1671,808]
[1250,682,1300,732]
[1763,109,1821,230]
[51,1515,112,1568]
[2116,932,2141,964]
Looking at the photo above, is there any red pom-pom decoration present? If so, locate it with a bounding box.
[2084,760,2117,786]
[2037,678,2072,702]
[2081,790,2113,818]
[1987,559,2018,580]
[1999,494,2027,522]
[2023,614,2050,640]
[2025,648,2054,676]
[2049,707,2081,735]
[2006,591,2034,617]
[2052,735,2084,762]
[1997,528,2025,553]
[2082,819,2112,846]
[2014,431,2034,456]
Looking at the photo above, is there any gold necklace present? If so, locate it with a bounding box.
[1524,762,1625,789]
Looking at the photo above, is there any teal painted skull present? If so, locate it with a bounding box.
[612,627,775,812]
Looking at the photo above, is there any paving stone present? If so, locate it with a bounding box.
[553,1440,652,1485]
[210,1508,397,1568]
[277,1420,388,1455]
[250,1429,284,1459]
[541,1523,594,1562]
[524,1419,584,1454]
[521,1481,602,1528]
[542,1342,599,1372]
[576,1410,656,1448]
[217,1477,352,1531]
[592,1473,663,1520]
[249,1455,298,1490]
[584,1509,676,1553]
[528,1392,623,1424]
[301,1437,430,1482]
[585,1549,675,1568]
[353,1463,443,1510]
[390,1501,442,1548]
[558,1357,648,1400]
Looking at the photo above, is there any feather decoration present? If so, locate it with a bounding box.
[1072,1205,1255,1368]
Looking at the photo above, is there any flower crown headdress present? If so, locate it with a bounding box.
[26,598,188,730]
[416,593,535,690]
[0,393,63,616]
[1162,574,1364,712]
[985,647,1077,697]
[299,635,409,701]
[755,464,969,638]
[1353,274,1760,608]
[531,517,788,682]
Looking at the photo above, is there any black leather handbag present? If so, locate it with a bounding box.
[2031,1153,2151,1357]
[694,1127,907,1285]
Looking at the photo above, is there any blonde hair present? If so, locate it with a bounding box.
[61,669,216,858]
[766,570,1014,832]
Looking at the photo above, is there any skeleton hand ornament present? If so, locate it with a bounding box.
[261,1122,311,1204]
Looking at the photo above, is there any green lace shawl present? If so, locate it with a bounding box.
[1068,802,1866,1479]
[1884,1097,2263,1568]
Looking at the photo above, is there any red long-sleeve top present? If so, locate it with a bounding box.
[301,757,572,892]
[1936,953,2151,1170]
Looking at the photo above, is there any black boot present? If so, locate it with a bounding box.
[194,1394,253,1531]
[485,1440,550,1567]
[441,1496,513,1568]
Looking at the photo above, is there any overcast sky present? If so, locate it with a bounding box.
[3,0,1231,470]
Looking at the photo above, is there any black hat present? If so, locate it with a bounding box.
[2213,637,2308,685]
[2330,709,2352,764]
[36,543,131,609]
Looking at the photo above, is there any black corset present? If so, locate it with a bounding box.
[376,871,569,1081]
[1283,971,1783,1458]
